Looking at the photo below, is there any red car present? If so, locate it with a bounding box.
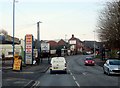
[84,57,95,66]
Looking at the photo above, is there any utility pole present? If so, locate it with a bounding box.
[65,34,67,42]
[12,0,15,62]
[93,31,96,58]
[37,21,42,64]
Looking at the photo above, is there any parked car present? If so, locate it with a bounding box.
[103,59,120,75]
[50,57,67,74]
[84,57,95,66]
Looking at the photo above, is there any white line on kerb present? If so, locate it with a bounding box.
[75,81,80,87]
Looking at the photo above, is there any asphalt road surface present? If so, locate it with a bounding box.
[0,70,2,88]
[32,55,120,87]
[0,59,2,88]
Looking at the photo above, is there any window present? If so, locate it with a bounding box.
[8,52,13,55]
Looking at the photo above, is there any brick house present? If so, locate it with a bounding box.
[47,40,58,50]
[68,34,83,54]
[47,39,69,56]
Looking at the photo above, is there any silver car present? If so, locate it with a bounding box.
[103,59,120,75]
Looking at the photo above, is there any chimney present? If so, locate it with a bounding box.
[72,34,74,38]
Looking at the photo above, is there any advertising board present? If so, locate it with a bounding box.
[41,42,50,52]
[13,54,22,71]
[25,34,33,65]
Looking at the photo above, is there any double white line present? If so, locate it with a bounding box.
[32,81,40,87]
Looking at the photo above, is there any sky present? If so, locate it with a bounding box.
[0,0,111,41]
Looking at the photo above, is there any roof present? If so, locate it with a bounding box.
[69,34,82,43]
[0,34,20,44]
[83,41,101,49]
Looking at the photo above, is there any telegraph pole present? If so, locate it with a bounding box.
[37,21,42,64]
[93,31,96,58]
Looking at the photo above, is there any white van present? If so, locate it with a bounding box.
[50,57,67,74]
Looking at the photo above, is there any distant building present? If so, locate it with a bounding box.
[0,33,20,44]
[83,41,103,54]
[47,39,70,56]
[68,34,83,54]
[47,40,58,50]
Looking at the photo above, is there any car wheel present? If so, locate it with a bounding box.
[65,71,67,74]
[103,67,106,74]
[50,70,52,74]
[107,69,111,76]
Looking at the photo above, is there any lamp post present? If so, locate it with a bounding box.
[12,0,16,60]
[37,21,42,64]
[65,34,67,42]
[93,31,96,58]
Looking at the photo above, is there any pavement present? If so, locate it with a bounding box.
[94,58,106,67]
[2,58,50,72]
[2,58,50,87]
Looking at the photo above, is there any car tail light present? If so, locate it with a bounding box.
[85,61,88,63]
[50,64,52,67]
[92,61,95,63]
[65,63,67,67]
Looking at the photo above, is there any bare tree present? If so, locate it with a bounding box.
[0,29,8,35]
[97,0,120,50]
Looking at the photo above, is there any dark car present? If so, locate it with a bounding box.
[84,57,95,66]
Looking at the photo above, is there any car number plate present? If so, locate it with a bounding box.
[54,67,58,69]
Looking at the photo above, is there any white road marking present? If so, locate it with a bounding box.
[75,81,80,87]
[25,80,33,87]
[32,81,40,87]
[72,76,76,80]
[70,72,80,87]
[70,72,73,76]
[13,72,34,74]
[82,72,87,75]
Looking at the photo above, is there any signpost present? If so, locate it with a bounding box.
[25,34,33,65]
[13,54,22,71]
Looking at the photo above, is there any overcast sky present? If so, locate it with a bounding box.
[0,0,111,41]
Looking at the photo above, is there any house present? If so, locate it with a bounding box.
[47,39,70,56]
[57,39,69,56]
[47,40,58,50]
[47,40,58,55]
[83,41,102,55]
[68,34,83,55]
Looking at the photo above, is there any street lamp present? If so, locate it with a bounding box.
[93,30,96,58]
[12,0,15,59]
[37,21,42,63]
[12,0,19,60]
[65,34,67,42]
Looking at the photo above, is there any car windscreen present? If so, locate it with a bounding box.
[86,57,93,60]
[109,60,120,65]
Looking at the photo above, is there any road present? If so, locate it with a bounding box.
[32,55,120,87]
[0,59,2,87]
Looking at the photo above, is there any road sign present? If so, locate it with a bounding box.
[13,54,22,71]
